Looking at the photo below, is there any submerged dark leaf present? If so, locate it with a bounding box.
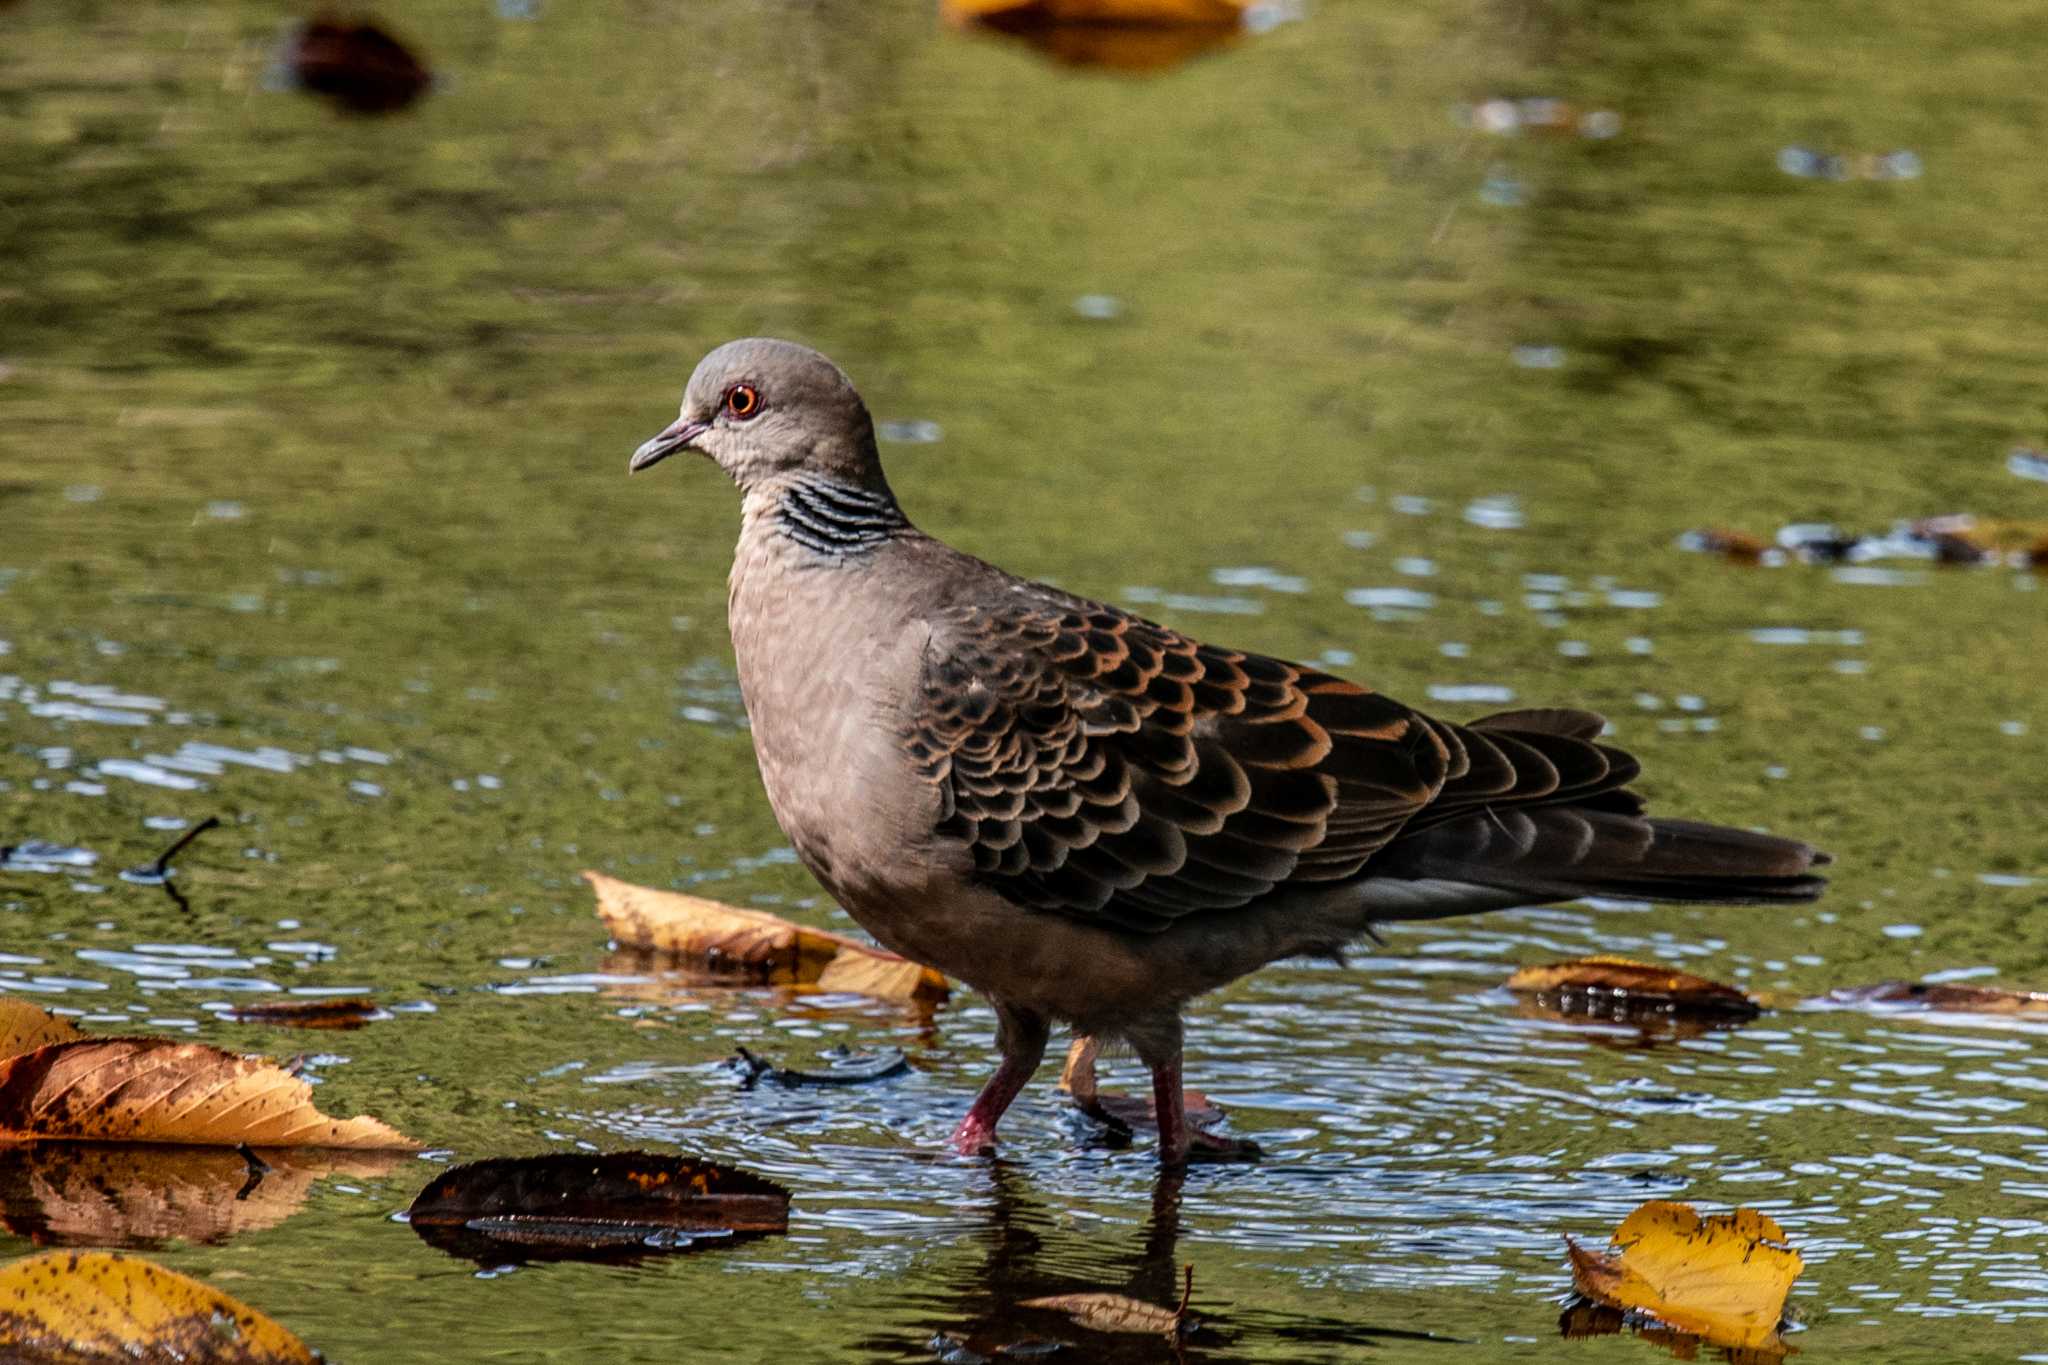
[406,1151,789,1264]
[1822,979,2048,1014]
[729,1045,910,1088]
[219,998,385,1030]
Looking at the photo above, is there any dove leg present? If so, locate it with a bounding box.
[1136,1017,1262,1166]
[948,1001,1049,1155]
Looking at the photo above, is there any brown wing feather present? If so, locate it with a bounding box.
[907,602,1657,931]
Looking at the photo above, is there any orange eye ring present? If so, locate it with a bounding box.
[724,384,760,420]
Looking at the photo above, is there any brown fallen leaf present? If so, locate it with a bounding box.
[1023,1263,1197,1339]
[1057,1035,1224,1134]
[0,999,85,1061]
[1566,1201,1802,1353]
[0,1144,408,1249]
[220,997,384,1029]
[406,1151,789,1264]
[0,1249,317,1363]
[1507,956,1760,1021]
[585,870,948,1004]
[288,15,432,115]
[0,1038,420,1150]
[1821,980,2048,1014]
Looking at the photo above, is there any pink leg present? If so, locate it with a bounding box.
[1149,1054,1262,1167]
[947,1003,1048,1156]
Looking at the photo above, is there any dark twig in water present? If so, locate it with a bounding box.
[235,1143,272,1201]
[150,815,220,877]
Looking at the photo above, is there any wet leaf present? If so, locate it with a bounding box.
[1565,1201,1802,1352]
[220,997,384,1029]
[0,1144,407,1249]
[0,1038,420,1150]
[0,1249,317,1363]
[286,16,432,115]
[1056,1035,1223,1135]
[1022,1263,1197,1339]
[585,870,949,1004]
[1506,956,1760,1020]
[406,1151,789,1264]
[0,1144,387,1248]
[0,999,85,1060]
[1822,979,2048,1014]
[1677,526,1769,564]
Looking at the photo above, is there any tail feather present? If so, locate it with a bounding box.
[1376,807,1830,908]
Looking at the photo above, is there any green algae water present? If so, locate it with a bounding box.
[2,0,2045,1359]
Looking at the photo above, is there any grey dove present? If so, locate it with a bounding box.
[628,338,1830,1165]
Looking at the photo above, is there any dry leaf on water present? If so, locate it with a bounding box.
[0,999,85,1060]
[1023,1263,1198,1339]
[0,1037,420,1150]
[1057,1035,1224,1134]
[1822,980,2048,1014]
[1507,956,1760,1021]
[0,1249,316,1363]
[406,1151,789,1264]
[0,1144,409,1249]
[1566,1201,1803,1353]
[585,870,948,1004]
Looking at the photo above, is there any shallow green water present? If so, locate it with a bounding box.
[3,0,2046,1360]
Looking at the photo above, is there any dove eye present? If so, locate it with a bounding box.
[724,384,761,420]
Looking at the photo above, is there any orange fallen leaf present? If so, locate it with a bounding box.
[407,1151,789,1264]
[942,0,1246,72]
[1507,956,1760,1020]
[1822,980,2048,1014]
[0,1144,408,1249]
[1566,1201,1802,1353]
[0,999,85,1061]
[1023,1263,1197,1338]
[0,1038,420,1150]
[0,1249,317,1362]
[585,870,948,1004]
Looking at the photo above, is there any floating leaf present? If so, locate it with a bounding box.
[1507,956,1760,1020]
[1565,1201,1802,1352]
[1822,980,2048,1014]
[0,999,85,1061]
[1023,1264,1197,1339]
[0,1144,407,1249]
[285,16,432,115]
[0,1249,317,1363]
[941,0,1248,72]
[0,1038,420,1150]
[406,1151,789,1264]
[585,871,948,1004]
[220,998,385,1030]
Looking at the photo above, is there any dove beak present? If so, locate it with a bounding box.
[629,417,711,473]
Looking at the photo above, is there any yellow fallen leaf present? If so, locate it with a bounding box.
[1824,980,2048,1014]
[1566,1201,1802,1352]
[1056,1035,1224,1132]
[0,999,85,1061]
[0,1039,421,1150]
[0,1249,317,1362]
[585,871,948,1004]
[1022,1264,1196,1338]
[1507,956,1759,1018]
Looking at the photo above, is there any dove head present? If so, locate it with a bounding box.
[629,338,888,495]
